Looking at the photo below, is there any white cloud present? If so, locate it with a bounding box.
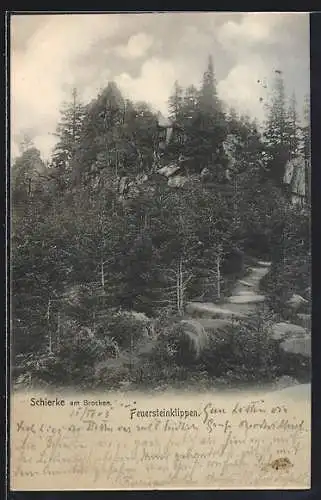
[115,33,154,59]
[11,14,124,159]
[216,13,309,121]
[115,57,176,114]
[217,58,270,121]
[217,13,285,50]
[33,134,57,162]
[179,25,212,50]
[10,13,309,161]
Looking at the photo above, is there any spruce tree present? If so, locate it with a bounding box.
[51,88,86,192]
[74,82,125,189]
[286,91,300,159]
[168,80,184,122]
[196,55,227,180]
[12,146,46,201]
[199,55,219,113]
[263,71,289,186]
[302,94,311,204]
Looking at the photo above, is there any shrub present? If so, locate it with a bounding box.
[201,310,279,383]
[94,309,148,349]
[260,256,311,317]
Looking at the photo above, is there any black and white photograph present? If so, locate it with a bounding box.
[11,12,311,393]
[9,11,311,490]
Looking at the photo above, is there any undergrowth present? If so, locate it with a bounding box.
[13,306,310,391]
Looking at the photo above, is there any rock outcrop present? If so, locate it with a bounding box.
[185,259,311,367]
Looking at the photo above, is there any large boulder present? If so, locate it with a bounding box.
[296,313,311,330]
[195,318,236,341]
[271,322,307,341]
[228,294,265,304]
[257,261,272,267]
[186,302,245,319]
[286,293,309,310]
[280,335,311,358]
[196,318,233,331]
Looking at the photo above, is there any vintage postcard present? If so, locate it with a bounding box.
[9,12,311,490]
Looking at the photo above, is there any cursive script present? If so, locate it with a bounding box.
[11,391,311,490]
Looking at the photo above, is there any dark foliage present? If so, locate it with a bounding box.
[11,58,310,390]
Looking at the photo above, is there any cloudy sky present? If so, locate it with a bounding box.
[11,12,310,160]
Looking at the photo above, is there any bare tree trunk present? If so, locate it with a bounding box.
[101,257,105,292]
[305,157,310,206]
[216,252,221,300]
[130,331,133,374]
[144,212,149,229]
[47,298,52,354]
[93,311,96,332]
[115,149,118,178]
[179,257,183,314]
[176,261,180,315]
[56,311,61,349]
[282,227,286,267]
[176,257,184,316]
[233,176,238,226]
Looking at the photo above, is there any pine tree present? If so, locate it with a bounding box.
[17,133,34,154]
[302,94,311,204]
[73,82,125,190]
[286,92,300,159]
[195,55,228,180]
[12,146,46,201]
[74,83,157,191]
[12,52,311,388]
[198,55,219,113]
[182,85,199,121]
[263,71,289,186]
[121,100,158,179]
[51,88,86,192]
[168,80,184,122]
[225,112,264,174]
[264,72,287,144]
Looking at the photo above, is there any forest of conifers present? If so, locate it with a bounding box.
[11,56,311,390]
